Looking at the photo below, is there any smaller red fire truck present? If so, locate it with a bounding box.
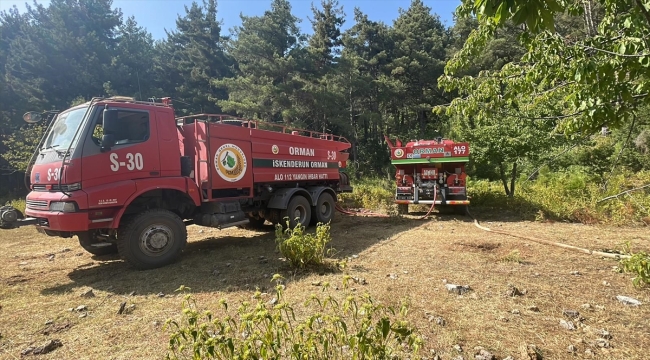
[385,135,470,214]
[0,96,352,269]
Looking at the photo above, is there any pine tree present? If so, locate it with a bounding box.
[212,0,306,124]
[389,0,448,137]
[298,0,347,133]
[155,0,232,115]
[104,16,157,100]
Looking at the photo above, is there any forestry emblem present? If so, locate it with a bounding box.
[214,143,247,182]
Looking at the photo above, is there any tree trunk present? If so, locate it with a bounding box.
[499,162,511,196]
[509,161,517,197]
[349,76,360,180]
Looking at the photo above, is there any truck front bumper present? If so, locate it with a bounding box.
[7,191,92,232]
[22,209,90,232]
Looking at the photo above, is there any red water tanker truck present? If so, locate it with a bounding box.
[0,96,353,269]
[385,135,470,215]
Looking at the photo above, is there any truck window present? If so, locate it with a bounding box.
[91,110,150,146]
[113,111,150,145]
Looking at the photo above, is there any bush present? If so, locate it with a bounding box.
[338,177,396,214]
[345,169,650,225]
[275,220,333,269]
[618,242,650,288]
[164,277,423,360]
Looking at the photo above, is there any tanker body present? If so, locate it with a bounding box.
[0,96,352,269]
[385,135,470,214]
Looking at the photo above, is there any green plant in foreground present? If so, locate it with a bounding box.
[618,242,650,288]
[275,219,333,269]
[163,277,423,360]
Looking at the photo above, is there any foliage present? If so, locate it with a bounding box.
[618,242,650,288]
[164,277,423,360]
[275,220,333,268]
[437,0,650,136]
[475,168,650,224]
[338,177,396,213]
[2,0,650,210]
[211,0,306,124]
[157,0,233,115]
[344,169,650,225]
[501,250,523,263]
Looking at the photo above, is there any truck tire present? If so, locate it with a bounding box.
[78,231,118,256]
[311,192,335,225]
[117,209,187,270]
[397,204,409,215]
[280,195,312,229]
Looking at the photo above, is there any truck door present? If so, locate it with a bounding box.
[80,107,161,209]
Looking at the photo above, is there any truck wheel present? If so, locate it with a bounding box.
[281,195,312,229]
[311,192,335,225]
[117,209,187,270]
[397,204,409,215]
[78,231,118,256]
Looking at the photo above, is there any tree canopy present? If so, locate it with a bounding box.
[1,0,648,198]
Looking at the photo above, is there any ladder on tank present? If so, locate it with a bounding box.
[194,120,212,202]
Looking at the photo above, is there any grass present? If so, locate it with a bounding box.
[1,211,649,359]
[338,169,650,225]
[338,177,397,214]
[468,168,650,225]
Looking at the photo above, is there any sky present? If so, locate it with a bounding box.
[0,0,461,40]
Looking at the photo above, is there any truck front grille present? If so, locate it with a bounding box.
[26,200,48,210]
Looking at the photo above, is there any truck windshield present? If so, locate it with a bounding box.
[41,106,88,151]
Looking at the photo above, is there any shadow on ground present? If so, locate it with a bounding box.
[40,213,434,297]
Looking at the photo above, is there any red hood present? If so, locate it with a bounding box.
[30,158,82,189]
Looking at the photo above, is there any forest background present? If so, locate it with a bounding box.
[1,0,650,224]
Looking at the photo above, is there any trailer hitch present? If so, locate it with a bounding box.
[0,206,38,229]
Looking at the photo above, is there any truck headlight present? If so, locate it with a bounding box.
[49,201,78,212]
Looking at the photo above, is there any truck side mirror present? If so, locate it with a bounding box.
[22,111,43,123]
[102,109,119,133]
[100,134,116,152]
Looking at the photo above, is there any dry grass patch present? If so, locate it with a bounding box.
[0,211,649,359]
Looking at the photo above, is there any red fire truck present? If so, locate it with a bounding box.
[0,97,353,269]
[385,135,470,214]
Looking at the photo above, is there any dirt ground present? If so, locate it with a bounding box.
[0,210,649,360]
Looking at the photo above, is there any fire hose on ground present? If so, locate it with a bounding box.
[334,185,437,219]
[464,207,631,260]
[334,190,630,260]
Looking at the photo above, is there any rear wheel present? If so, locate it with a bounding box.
[397,204,409,215]
[280,195,312,229]
[117,209,187,270]
[78,230,118,256]
[311,192,335,225]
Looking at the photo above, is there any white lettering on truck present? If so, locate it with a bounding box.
[110,152,144,172]
[288,147,315,156]
[47,168,61,181]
